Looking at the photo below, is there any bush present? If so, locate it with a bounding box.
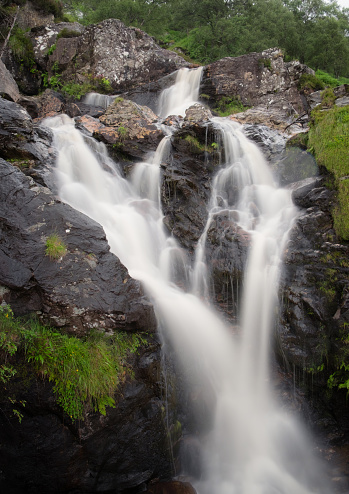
[31,0,64,19]
[56,28,81,40]
[8,26,34,65]
[298,73,325,92]
[0,304,147,420]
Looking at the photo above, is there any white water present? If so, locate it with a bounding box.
[44,69,330,494]
[158,67,203,118]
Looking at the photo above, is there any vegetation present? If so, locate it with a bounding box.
[214,96,248,116]
[60,0,349,78]
[308,103,349,240]
[45,233,67,260]
[0,304,146,420]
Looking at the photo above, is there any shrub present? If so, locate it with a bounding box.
[56,28,81,40]
[45,233,67,260]
[215,96,247,116]
[298,73,325,92]
[61,82,92,100]
[8,26,34,65]
[31,0,64,19]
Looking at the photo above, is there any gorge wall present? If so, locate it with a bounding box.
[0,9,349,494]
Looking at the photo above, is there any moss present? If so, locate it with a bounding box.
[184,135,205,154]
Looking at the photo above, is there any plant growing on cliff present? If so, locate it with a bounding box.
[308,105,349,240]
[0,305,147,420]
[45,233,67,260]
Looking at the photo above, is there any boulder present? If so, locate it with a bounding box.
[93,97,164,160]
[201,48,313,125]
[37,19,189,92]
[0,159,156,335]
[0,59,20,102]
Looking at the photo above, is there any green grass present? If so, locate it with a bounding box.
[45,233,67,260]
[308,105,349,240]
[214,96,248,116]
[0,304,146,420]
[316,69,349,88]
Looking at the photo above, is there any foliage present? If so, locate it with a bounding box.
[308,105,349,240]
[320,87,336,108]
[45,233,67,260]
[61,81,92,100]
[183,135,205,154]
[30,0,65,19]
[8,26,35,65]
[56,27,81,40]
[258,57,271,70]
[298,73,325,92]
[214,96,247,116]
[0,304,147,420]
[47,43,57,56]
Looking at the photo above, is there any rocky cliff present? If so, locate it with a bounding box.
[0,11,349,494]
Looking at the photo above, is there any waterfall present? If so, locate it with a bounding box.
[43,69,330,494]
[158,67,203,118]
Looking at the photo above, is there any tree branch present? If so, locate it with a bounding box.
[0,5,20,61]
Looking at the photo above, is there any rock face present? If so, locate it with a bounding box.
[0,335,174,494]
[201,48,313,131]
[26,19,189,93]
[0,158,156,335]
[277,176,349,435]
[0,59,20,102]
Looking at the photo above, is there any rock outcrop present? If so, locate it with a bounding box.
[201,48,313,132]
[0,334,174,494]
[0,59,20,102]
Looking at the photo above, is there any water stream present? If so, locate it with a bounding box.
[44,68,330,494]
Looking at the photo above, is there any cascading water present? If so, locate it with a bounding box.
[44,68,331,494]
[158,67,203,118]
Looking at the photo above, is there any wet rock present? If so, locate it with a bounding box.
[0,336,174,493]
[206,211,250,318]
[0,159,156,335]
[277,176,349,385]
[145,480,197,494]
[96,98,164,160]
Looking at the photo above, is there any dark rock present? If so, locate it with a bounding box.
[205,211,250,318]
[145,480,197,494]
[0,159,156,335]
[277,176,349,399]
[0,336,174,493]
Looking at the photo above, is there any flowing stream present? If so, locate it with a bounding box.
[44,68,330,494]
